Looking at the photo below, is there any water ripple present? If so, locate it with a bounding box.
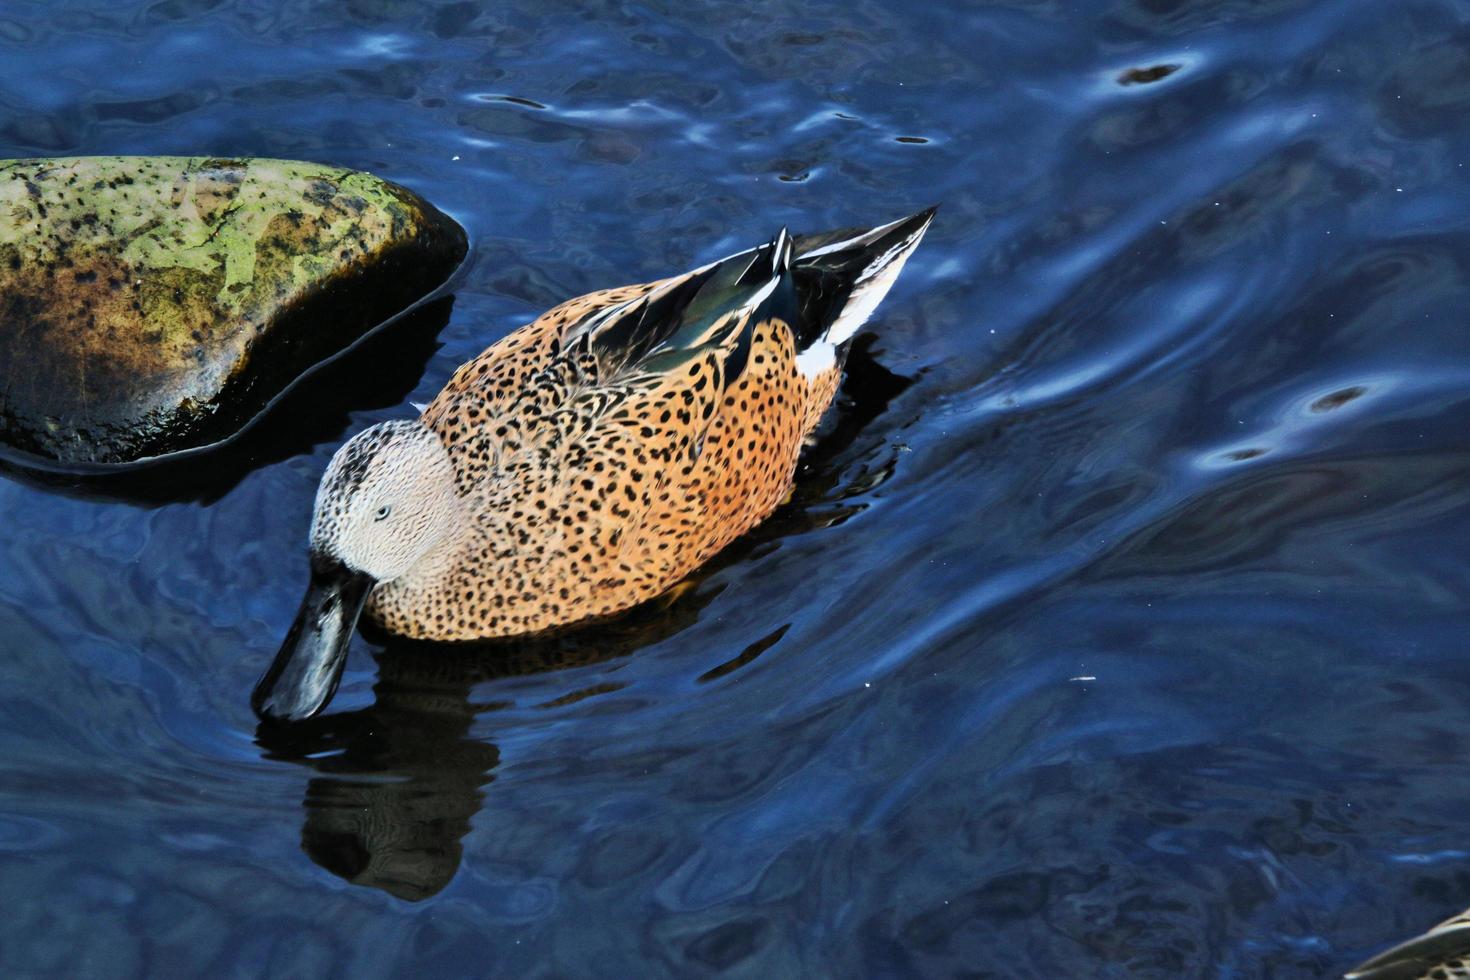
[3,0,1470,976]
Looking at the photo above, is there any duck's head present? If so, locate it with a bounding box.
[252,419,459,723]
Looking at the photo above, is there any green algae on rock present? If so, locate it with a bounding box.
[0,156,468,466]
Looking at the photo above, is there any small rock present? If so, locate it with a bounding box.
[0,156,467,466]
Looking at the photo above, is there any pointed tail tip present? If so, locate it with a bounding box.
[874,205,938,249]
[881,205,937,254]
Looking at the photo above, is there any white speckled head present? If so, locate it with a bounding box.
[310,419,460,582]
[254,419,461,722]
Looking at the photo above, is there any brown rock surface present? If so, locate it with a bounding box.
[0,156,467,466]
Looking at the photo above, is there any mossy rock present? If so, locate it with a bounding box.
[0,156,467,467]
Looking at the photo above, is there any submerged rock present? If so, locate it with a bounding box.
[0,156,467,466]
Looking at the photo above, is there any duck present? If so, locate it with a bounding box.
[1346,907,1470,979]
[252,207,935,721]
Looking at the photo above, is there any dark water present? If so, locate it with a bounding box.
[3,0,1470,975]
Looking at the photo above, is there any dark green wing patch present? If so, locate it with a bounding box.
[583,229,795,387]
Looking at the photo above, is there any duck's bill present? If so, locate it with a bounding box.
[251,559,375,723]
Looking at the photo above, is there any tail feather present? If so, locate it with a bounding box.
[793,207,936,264]
[574,208,934,384]
[790,206,935,376]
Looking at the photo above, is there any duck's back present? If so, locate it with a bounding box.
[1346,907,1470,980]
[370,210,933,640]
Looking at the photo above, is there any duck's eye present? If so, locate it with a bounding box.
[375,504,393,521]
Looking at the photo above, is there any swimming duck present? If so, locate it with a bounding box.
[1346,907,1470,979]
[252,208,935,721]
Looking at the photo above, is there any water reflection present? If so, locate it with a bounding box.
[253,336,913,899]
[6,0,1470,972]
[0,296,455,507]
[255,654,501,901]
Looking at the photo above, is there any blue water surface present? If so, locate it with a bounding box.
[3,0,1470,976]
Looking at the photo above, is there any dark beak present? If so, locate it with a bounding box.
[252,558,375,722]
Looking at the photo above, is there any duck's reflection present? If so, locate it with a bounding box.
[255,584,721,900]
[254,334,914,899]
[292,684,498,902]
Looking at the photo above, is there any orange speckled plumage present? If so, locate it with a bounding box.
[369,286,834,639]
[365,213,935,640]
[254,209,934,722]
